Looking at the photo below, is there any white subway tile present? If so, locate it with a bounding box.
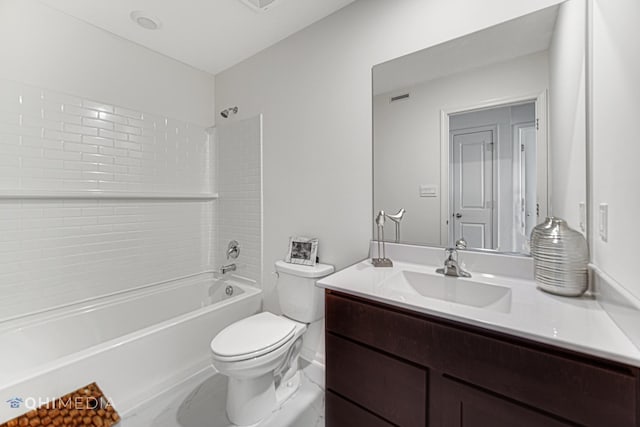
[82,118,113,131]
[114,106,142,119]
[64,123,99,136]
[114,123,141,136]
[98,111,128,124]
[64,141,98,154]
[44,129,82,143]
[64,160,99,171]
[82,153,114,164]
[83,135,114,147]
[44,149,82,161]
[98,128,127,140]
[64,105,100,119]
[82,100,114,113]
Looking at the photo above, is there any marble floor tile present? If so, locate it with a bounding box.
[121,364,324,427]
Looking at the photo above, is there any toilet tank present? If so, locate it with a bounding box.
[275,260,334,323]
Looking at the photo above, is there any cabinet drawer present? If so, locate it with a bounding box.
[430,322,638,427]
[326,291,430,365]
[326,391,394,427]
[326,333,427,426]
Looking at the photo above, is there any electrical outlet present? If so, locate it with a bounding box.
[599,203,608,242]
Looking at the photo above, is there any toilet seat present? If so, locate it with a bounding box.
[211,312,296,362]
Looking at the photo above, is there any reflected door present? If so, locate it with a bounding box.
[451,129,495,249]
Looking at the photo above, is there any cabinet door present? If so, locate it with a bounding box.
[326,391,394,427]
[326,333,427,426]
[440,377,572,427]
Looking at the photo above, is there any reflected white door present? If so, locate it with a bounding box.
[451,129,494,249]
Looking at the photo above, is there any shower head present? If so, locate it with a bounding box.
[220,106,238,118]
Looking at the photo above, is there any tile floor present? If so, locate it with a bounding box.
[121,364,324,427]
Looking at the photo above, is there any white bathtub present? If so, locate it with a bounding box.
[0,273,262,423]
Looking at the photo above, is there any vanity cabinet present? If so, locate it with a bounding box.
[325,290,640,427]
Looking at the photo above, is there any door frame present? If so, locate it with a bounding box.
[439,91,548,247]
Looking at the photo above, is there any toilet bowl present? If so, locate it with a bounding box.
[210,261,334,426]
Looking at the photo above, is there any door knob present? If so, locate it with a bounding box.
[455,213,462,219]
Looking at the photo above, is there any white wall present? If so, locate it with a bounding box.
[374,53,546,248]
[214,0,563,318]
[0,0,214,126]
[0,0,217,320]
[591,0,640,300]
[215,117,263,284]
[548,0,587,231]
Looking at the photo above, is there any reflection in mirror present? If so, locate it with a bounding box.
[373,0,586,255]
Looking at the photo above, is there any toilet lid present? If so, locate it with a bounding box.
[211,312,296,361]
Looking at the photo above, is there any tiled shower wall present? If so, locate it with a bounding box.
[0,78,214,321]
[0,79,211,194]
[216,117,262,284]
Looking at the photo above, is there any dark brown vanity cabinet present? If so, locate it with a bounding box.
[325,290,640,427]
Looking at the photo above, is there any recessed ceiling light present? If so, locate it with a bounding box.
[130,11,161,30]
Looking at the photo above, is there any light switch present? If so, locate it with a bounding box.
[419,184,438,198]
[599,203,608,242]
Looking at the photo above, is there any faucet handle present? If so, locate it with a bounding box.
[227,240,240,260]
[455,238,467,250]
[444,247,457,260]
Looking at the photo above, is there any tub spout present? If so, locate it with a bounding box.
[220,263,237,274]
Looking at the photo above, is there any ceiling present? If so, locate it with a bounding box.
[37,0,357,75]
[373,4,560,95]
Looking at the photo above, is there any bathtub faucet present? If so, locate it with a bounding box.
[221,263,237,274]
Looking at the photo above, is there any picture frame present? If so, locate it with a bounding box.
[285,236,318,266]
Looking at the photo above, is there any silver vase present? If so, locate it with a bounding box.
[530,217,588,297]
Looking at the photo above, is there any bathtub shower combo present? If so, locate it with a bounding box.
[0,272,262,423]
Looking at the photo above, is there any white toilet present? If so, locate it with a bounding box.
[210,260,334,426]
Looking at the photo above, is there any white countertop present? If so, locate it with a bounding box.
[317,259,640,367]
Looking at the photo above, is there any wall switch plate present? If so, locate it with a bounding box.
[579,202,586,232]
[599,203,608,242]
[419,184,438,198]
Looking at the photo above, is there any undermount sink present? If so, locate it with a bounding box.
[381,270,512,312]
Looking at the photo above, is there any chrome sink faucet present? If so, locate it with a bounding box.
[436,248,471,278]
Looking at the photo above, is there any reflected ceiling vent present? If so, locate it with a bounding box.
[238,0,281,13]
[390,93,410,103]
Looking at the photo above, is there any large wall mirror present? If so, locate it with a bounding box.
[373,0,586,255]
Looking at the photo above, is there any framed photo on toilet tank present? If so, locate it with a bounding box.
[285,236,318,266]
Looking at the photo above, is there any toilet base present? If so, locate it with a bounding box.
[227,371,275,426]
[226,370,302,426]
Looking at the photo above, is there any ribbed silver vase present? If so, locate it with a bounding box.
[530,217,588,297]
